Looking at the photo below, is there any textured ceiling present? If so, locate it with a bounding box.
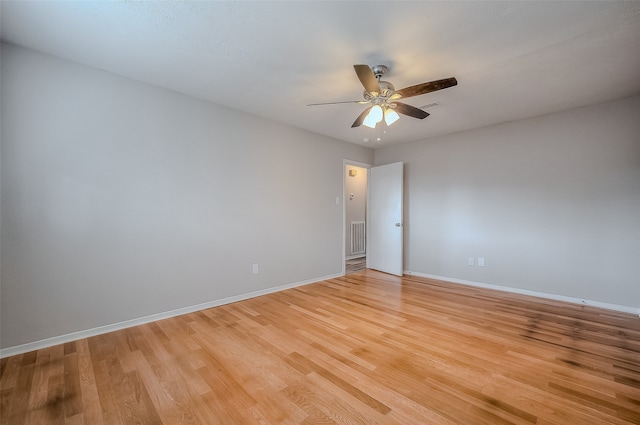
[2,1,640,148]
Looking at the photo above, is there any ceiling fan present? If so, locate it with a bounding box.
[308,64,457,129]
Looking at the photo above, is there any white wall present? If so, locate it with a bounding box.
[0,44,373,350]
[375,95,640,311]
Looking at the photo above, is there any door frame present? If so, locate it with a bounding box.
[342,159,372,276]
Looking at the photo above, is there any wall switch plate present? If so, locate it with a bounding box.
[336,197,340,205]
[252,264,259,274]
[477,257,485,267]
[468,257,475,266]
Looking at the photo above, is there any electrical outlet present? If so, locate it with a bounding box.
[477,257,485,267]
[468,257,475,266]
[252,264,259,274]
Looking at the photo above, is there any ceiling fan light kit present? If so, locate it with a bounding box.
[309,64,457,131]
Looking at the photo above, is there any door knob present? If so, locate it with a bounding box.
[395,222,402,227]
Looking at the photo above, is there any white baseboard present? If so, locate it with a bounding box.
[404,271,640,316]
[0,272,342,359]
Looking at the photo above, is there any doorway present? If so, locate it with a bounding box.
[343,160,405,277]
[344,161,369,275]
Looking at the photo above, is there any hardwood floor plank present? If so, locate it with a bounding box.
[62,352,82,418]
[7,362,35,424]
[281,381,339,425]
[2,270,639,424]
[76,339,104,425]
[302,373,396,425]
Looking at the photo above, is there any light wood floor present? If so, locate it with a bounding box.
[1,270,639,424]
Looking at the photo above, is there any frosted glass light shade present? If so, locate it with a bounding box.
[363,105,383,128]
[384,108,400,125]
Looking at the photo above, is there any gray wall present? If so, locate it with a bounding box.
[0,44,374,349]
[375,95,640,311]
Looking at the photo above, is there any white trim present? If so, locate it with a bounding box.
[404,271,640,316]
[0,273,342,359]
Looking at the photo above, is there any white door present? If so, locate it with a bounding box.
[367,162,403,276]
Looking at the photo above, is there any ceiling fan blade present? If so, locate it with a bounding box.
[354,64,380,94]
[394,77,458,99]
[393,102,430,119]
[351,106,372,128]
[307,100,366,106]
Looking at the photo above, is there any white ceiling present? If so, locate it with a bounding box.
[2,1,640,148]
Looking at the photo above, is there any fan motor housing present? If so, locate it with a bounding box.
[363,80,395,100]
[371,65,389,78]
